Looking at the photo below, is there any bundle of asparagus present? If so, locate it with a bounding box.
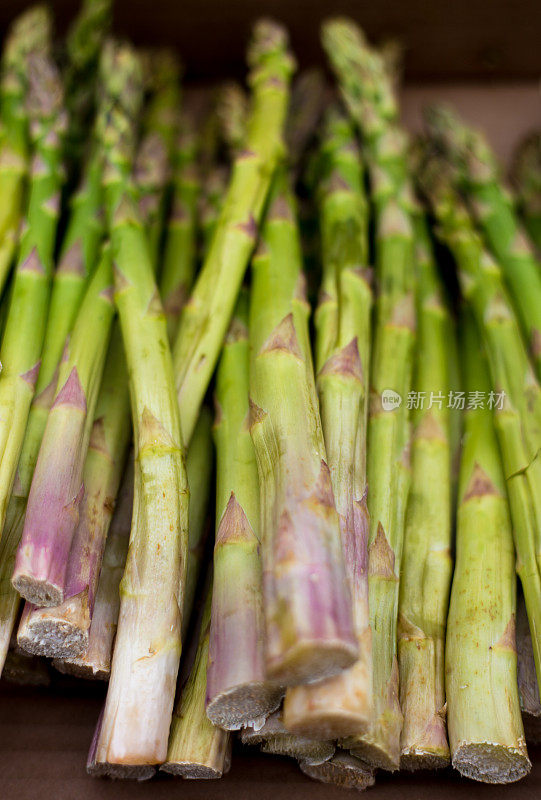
[0,3,540,793]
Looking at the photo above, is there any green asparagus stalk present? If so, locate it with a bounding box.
[445,311,530,783]
[512,132,541,252]
[322,18,416,769]
[172,20,295,447]
[0,51,66,538]
[162,584,232,779]
[425,106,541,377]
[418,151,541,700]
[241,710,335,765]
[397,207,453,769]
[136,50,181,266]
[92,40,189,771]
[250,169,358,685]
[284,109,373,738]
[13,243,115,609]
[0,5,52,294]
[299,752,376,790]
[160,115,200,339]
[63,0,112,169]
[206,291,283,729]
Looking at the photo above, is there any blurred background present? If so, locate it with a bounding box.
[2,0,540,161]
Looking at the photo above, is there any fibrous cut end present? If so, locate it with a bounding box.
[400,750,450,771]
[261,736,335,765]
[12,575,63,608]
[87,762,156,781]
[452,743,531,784]
[299,753,376,791]
[267,637,358,686]
[18,616,87,659]
[160,762,225,779]
[206,681,284,730]
[17,593,90,658]
[349,740,400,772]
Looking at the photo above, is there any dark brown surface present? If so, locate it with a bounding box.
[1,0,541,80]
[0,681,540,799]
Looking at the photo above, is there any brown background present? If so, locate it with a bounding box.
[0,1,540,797]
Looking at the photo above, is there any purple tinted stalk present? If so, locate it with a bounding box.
[55,458,133,680]
[249,170,358,686]
[12,244,115,609]
[206,292,283,729]
[16,323,130,657]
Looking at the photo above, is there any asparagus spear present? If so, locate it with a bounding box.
[172,20,295,447]
[160,116,200,339]
[161,584,232,779]
[241,710,335,765]
[206,291,283,729]
[54,459,134,680]
[397,207,453,769]
[135,50,181,266]
[512,132,541,251]
[0,50,66,539]
[284,109,373,738]
[93,41,189,772]
[445,311,530,783]
[63,0,112,170]
[250,169,358,685]
[425,106,541,378]
[15,307,125,651]
[418,151,541,700]
[0,5,52,294]
[299,752,376,791]
[322,18,416,769]
[13,243,115,610]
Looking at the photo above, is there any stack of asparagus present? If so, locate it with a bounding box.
[0,2,539,793]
